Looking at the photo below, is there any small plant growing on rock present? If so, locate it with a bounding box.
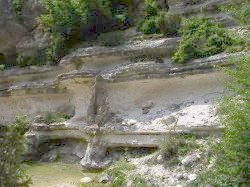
[0,64,5,71]
[105,159,135,187]
[42,112,71,124]
[159,134,198,165]
[172,17,232,63]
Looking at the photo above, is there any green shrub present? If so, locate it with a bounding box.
[220,0,250,25]
[137,0,159,35]
[137,0,181,36]
[189,55,250,187]
[0,116,31,187]
[0,64,4,70]
[42,112,70,124]
[130,174,152,187]
[97,31,125,47]
[159,134,198,164]
[106,160,135,187]
[156,12,182,36]
[11,0,24,21]
[39,0,132,64]
[138,17,160,35]
[172,17,233,63]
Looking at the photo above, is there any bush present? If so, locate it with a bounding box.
[0,116,31,187]
[42,112,71,124]
[39,0,132,64]
[97,31,125,47]
[220,0,250,25]
[159,134,198,164]
[157,12,181,36]
[0,64,4,70]
[138,17,160,35]
[172,17,233,63]
[11,0,24,21]
[137,0,159,35]
[189,55,250,187]
[106,160,135,187]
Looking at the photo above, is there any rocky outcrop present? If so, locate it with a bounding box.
[1,34,248,168]
[0,0,44,65]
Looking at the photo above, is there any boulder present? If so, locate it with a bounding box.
[188,174,197,181]
[80,177,92,184]
[181,154,198,167]
[99,174,110,183]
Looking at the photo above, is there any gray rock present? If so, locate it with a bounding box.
[176,173,184,180]
[181,154,198,167]
[127,119,137,126]
[142,108,150,114]
[99,174,110,183]
[80,177,92,184]
[34,115,43,123]
[169,104,180,111]
[142,101,154,110]
[162,116,177,125]
[156,154,164,164]
[188,174,197,181]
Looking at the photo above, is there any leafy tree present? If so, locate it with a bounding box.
[172,17,232,63]
[0,116,31,187]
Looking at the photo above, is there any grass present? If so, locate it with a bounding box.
[159,134,199,165]
[42,112,71,124]
[24,162,103,187]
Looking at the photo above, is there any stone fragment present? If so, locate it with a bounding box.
[156,154,164,164]
[181,154,198,167]
[188,174,197,181]
[99,174,110,183]
[162,116,177,125]
[176,173,184,180]
[169,104,180,111]
[127,119,137,126]
[34,115,43,123]
[80,177,92,184]
[142,108,150,114]
[142,101,154,110]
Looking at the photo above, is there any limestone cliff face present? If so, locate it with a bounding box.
[2,35,248,167]
[0,0,242,169]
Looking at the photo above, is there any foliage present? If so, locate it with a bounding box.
[137,0,180,35]
[137,0,159,35]
[189,55,250,187]
[220,0,250,25]
[0,64,4,71]
[17,49,48,67]
[106,160,135,187]
[156,12,181,36]
[39,0,132,64]
[0,116,31,187]
[172,17,233,63]
[42,112,71,124]
[11,0,24,21]
[159,134,198,164]
[130,174,152,187]
[97,31,125,47]
[225,28,250,53]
